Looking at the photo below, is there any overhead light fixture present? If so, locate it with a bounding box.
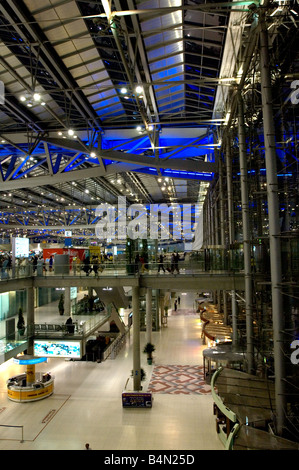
[57,130,77,139]
[19,91,46,107]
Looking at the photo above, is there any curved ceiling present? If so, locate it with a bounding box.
[0,0,297,237]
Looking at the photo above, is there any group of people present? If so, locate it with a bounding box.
[0,253,34,278]
[134,253,149,273]
[82,255,102,276]
[158,251,181,274]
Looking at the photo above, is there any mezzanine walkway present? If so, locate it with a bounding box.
[0,261,246,294]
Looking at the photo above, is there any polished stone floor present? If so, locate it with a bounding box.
[0,292,223,451]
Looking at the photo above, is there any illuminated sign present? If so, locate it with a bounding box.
[34,340,81,359]
[12,237,29,258]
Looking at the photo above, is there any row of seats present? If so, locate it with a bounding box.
[34,323,77,333]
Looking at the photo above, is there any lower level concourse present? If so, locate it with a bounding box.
[0,291,223,451]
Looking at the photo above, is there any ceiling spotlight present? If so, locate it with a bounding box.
[136,126,142,131]
[33,93,41,102]
[20,96,26,102]
[68,129,74,136]
[135,85,143,94]
[120,87,128,94]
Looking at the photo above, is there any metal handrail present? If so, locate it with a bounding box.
[211,367,237,423]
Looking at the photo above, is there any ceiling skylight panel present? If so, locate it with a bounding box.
[151,64,184,82]
[149,53,184,72]
[155,84,184,99]
[144,28,183,49]
[148,43,184,62]
[158,92,184,106]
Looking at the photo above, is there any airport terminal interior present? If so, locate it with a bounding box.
[0,0,298,451]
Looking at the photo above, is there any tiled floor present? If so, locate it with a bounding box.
[0,292,223,451]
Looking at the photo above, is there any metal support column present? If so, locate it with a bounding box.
[145,288,152,344]
[226,135,235,246]
[64,287,71,317]
[26,287,35,354]
[231,290,238,348]
[260,9,286,435]
[132,286,141,391]
[237,92,254,373]
[219,156,226,247]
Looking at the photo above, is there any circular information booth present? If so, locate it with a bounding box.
[7,355,54,402]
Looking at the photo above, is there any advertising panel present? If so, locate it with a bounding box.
[34,340,81,359]
[122,392,152,408]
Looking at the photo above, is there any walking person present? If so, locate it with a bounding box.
[83,255,91,276]
[49,255,54,272]
[170,253,175,273]
[174,252,180,274]
[158,253,165,273]
[134,253,141,273]
[140,254,148,273]
[92,256,99,276]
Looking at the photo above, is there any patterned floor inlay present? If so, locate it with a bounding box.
[148,365,211,395]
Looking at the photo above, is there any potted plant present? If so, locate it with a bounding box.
[58,294,64,315]
[17,307,25,336]
[143,342,155,365]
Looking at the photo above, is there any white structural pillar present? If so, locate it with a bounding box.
[64,287,71,317]
[26,287,35,354]
[132,286,141,391]
[145,288,152,344]
[260,8,286,435]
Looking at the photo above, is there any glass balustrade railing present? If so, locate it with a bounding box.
[4,245,297,281]
[0,329,31,357]
[1,242,298,282]
[0,251,246,281]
